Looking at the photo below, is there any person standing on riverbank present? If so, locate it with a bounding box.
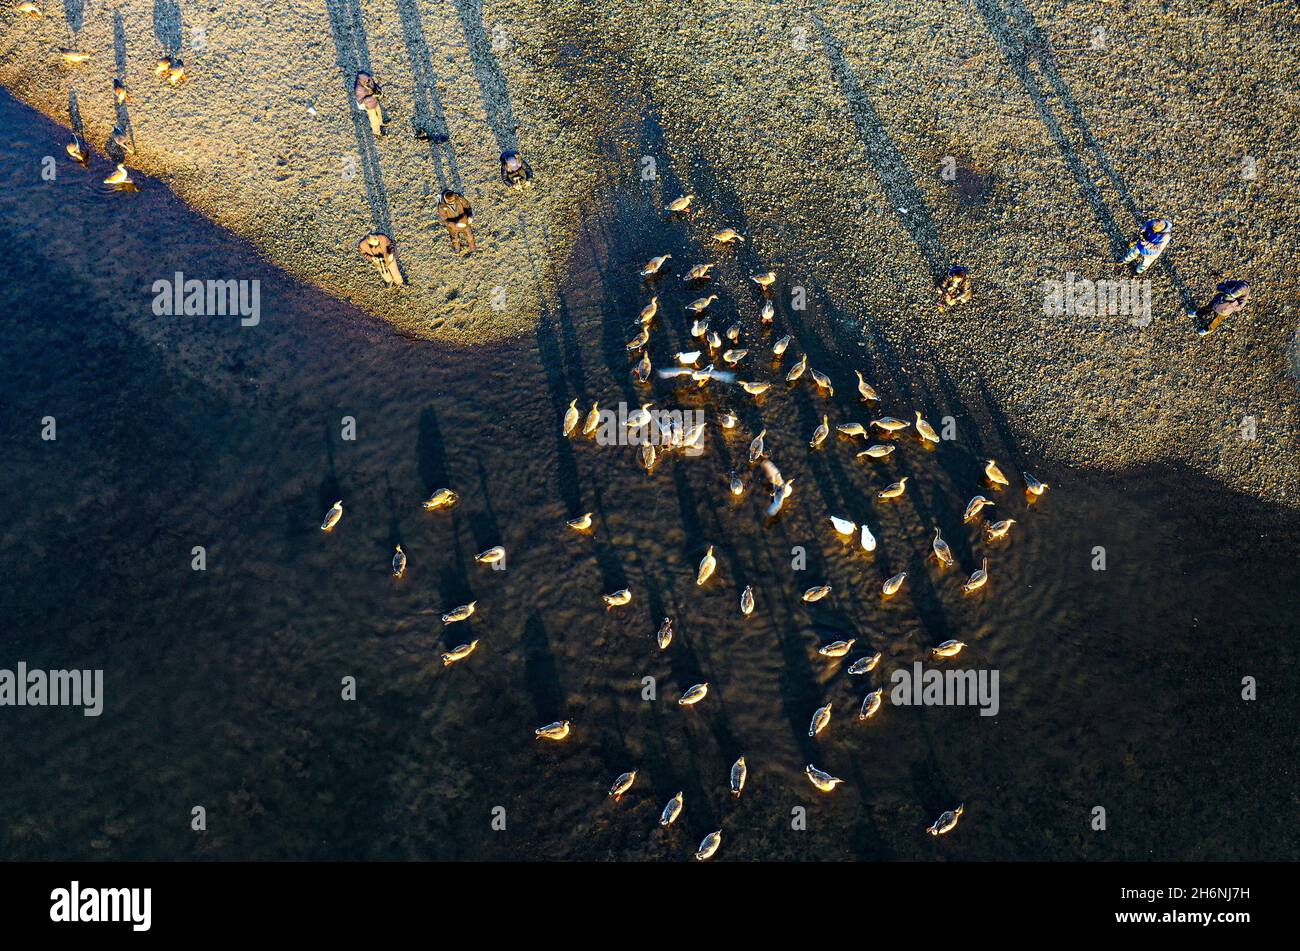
[1121,218,1173,274]
[357,233,403,285]
[353,72,385,138]
[437,189,476,253]
[1188,279,1250,336]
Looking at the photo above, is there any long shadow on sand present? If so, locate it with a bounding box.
[449,0,520,155]
[393,0,463,191]
[325,0,396,235]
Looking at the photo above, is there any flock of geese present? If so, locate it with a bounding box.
[321,191,1050,859]
[13,3,188,189]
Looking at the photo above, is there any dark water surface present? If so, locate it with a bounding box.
[0,91,1296,861]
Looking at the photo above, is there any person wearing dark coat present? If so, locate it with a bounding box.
[1189,280,1250,336]
[437,190,476,253]
[354,72,385,138]
[500,150,534,190]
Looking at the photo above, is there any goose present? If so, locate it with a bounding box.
[679,682,709,705]
[860,523,877,552]
[808,702,832,736]
[661,792,684,826]
[391,545,407,577]
[657,617,674,650]
[59,49,92,65]
[760,299,775,324]
[927,804,964,836]
[809,416,829,448]
[809,368,834,396]
[730,757,747,797]
[786,353,808,382]
[103,163,132,185]
[772,334,791,356]
[740,381,771,396]
[567,512,593,531]
[805,764,844,792]
[872,417,909,432]
[748,429,767,463]
[819,639,855,658]
[562,399,580,436]
[639,254,671,276]
[442,601,477,624]
[802,584,831,603]
[932,528,954,567]
[740,585,754,616]
[962,495,994,522]
[882,572,907,596]
[475,546,506,565]
[695,830,722,860]
[696,545,717,585]
[931,639,966,658]
[766,479,794,517]
[608,771,637,800]
[441,640,479,667]
[855,371,880,402]
[665,194,693,213]
[683,263,713,281]
[751,271,776,289]
[829,515,856,537]
[877,477,908,499]
[423,487,459,510]
[632,352,652,384]
[639,296,658,324]
[847,651,882,675]
[914,411,940,444]
[858,687,883,720]
[836,422,868,438]
[582,401,601,436]
[1023,472,1050,496]
[603,589,632,608]
[984,459,1010,486]
[712,228,744,244]
[857,444,895,459]
[686,294,718,314]
[961,558,989,593]
[534,720,571,741]
[722,348,748,366]
[320,500,343,532]
[984,518,1016,540]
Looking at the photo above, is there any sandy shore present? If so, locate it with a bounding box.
[2,0,1297,506]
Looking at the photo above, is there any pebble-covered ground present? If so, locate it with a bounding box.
[2,0,1296,507]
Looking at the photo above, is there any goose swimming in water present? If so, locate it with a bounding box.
[932,528,954,567]
[829,515,857,537]
[65,138,87,164]
[927,804,964,836]
[773,334,791,356]
[858,687,883,720]
[809,702,832,736]
[441,640,478,667]
[882,572,907,596]
[626,327,649,352]
[608,771,637,800]
[722,348,747,366]
[535,720,571,741]
[730,756,747,797]
[640,254,671,276]
[665,194,693,214]
[103,163,132,186]
[676,350,702,366]
[633,352,652,384]
[819,639,855,657]
[657,617,674,650]
[914,412,940,444]
[423,487,459,510]
[726,322,742,342]
[748,429,767,463]
[712,228,744,244]
[860,523,877,552]
[719,409,739,429]
[855,371,880,402]
[1023,471,1050,496]
[984,459,1010,486]
[848,651,882,675]
[690,317,709,338]
[931,639,966,658]
[802,584,831,603]
[697,545,717,585]
[962,495,994,522]
[728,471,744,496]
[857,444,895,460]
[567,512,593,531]
[740,585,754,616]
[562,399,580,436]
[320,500,343,532]
[683,263,713,281]
[872,417,909,432]
[751,271,776,290]
[740,381,771,396]
[679,682,709,705]
[603,589,632,608]
[475,546,506,565]
[442,601,477,624]
[836,422,868,438]
[984,518,1016,540]
[760,299,775,324]
[625,403,653,431]
[805,764,844,792]
[877,477,908,499]
[961,558,989,593]
[582,401,601,436]
[810,416,829,449]
[391,545,407,577]
[695,830,722,861]
[660,791,684,826]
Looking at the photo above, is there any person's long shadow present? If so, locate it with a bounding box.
[813,14,950,276]
[112,13,132,136]
[67,90,83,137]
[970,0,1193,307]
[153,0,183,58]
[392,0,462,191]
[449,0,520,155]
[325,0,395,236]
[63,0,85,34]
